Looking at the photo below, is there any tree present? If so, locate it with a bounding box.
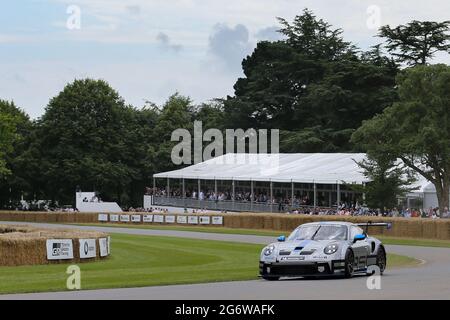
[34,79,153,206]
[224,9,398,152]
[379,20,450,66]
[352,64,450,216]
[152,93,194,173]
[0,112,15,177]
[354,155,417,210]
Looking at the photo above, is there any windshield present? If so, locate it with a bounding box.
[288,225,348,241]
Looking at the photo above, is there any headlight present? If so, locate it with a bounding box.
[263,245,275,256]
[324,244,339,255]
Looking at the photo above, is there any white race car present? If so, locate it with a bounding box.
[259,221,389,280]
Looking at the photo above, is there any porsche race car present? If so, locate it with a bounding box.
[259,221,390,280]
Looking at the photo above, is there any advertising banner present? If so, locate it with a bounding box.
[120,215,130,222]
[99,238,108,257]
[199,216,210,224]
[131,215,142,223]
[177,215,187,224]
[46,239,74,260]
[143,214,153,223]
[98,214,108,222]
[212,216,224,225]
[110,214,119,222]
[153,215,164,223]
[79,239,96,259]
[188,216,199,224]
[165,215,176,223]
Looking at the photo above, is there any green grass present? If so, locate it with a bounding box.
[75,223,450,248]
[0,233,419,294]
[387,253,421,268]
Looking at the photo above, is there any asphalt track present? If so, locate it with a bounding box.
[1,221,450,300]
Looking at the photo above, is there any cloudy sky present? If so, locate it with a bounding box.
[1,0,449,118]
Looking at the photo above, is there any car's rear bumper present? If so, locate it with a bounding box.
[259,260,346,278]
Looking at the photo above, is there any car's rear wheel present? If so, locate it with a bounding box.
[262,276,280,281]
[344,249,354,278]
[376,247,387,275]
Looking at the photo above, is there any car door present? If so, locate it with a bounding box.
[349,226,371,270]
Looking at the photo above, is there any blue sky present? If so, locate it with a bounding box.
[1,0,449,118]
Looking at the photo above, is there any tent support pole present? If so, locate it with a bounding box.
[250,180,254,212]
[152,177,156,205]
[182,178,185,207]
[291,180,294,210]
[270,181,273,213]
[337,182,340,208]
[167,178,170,198]
[198,178,201,208]
[232,179,235,211]
[313,182,317,209]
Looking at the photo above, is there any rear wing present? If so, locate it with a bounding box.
[356,221,392,234]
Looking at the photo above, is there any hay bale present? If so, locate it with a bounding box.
[0,224,110,267]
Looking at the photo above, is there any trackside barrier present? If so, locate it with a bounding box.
[0,211,450,240]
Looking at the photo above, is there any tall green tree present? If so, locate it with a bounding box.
[352,64,450,215]
[379,20,450,66]
[354,154,417,210]
[0,100,33,201]
[224,9,398,152]
[34,79,153,206]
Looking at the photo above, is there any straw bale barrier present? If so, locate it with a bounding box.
[1,211,450,240]
[0,224,109,267]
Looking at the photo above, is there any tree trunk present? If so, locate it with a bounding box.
[435,180,450,218]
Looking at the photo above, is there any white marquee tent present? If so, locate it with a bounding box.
[154,153,369,184]
[153,153,442,210]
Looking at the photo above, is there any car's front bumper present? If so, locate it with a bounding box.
[259,260,346,278]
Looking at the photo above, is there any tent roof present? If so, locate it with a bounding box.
[153,153,369,184]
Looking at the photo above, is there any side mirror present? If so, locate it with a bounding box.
[353,234,367,243]
[277,235,286,242]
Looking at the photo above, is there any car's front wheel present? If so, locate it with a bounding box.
[344,249,355,278]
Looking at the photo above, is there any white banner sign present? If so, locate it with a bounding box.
[165,215,176,223]
[120,215,130,222]
[46,239,74,260]
[199,216,210,224]
[79,239,96,259]
[98,214,108,222]
[110,214,119,222]
[143,214,153,223]
[99,238,108,257]
[177,215,187,224]
[212,216,224,225]
[188,216,199,224]
[153,215,164,223]
[131,215,141,223]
